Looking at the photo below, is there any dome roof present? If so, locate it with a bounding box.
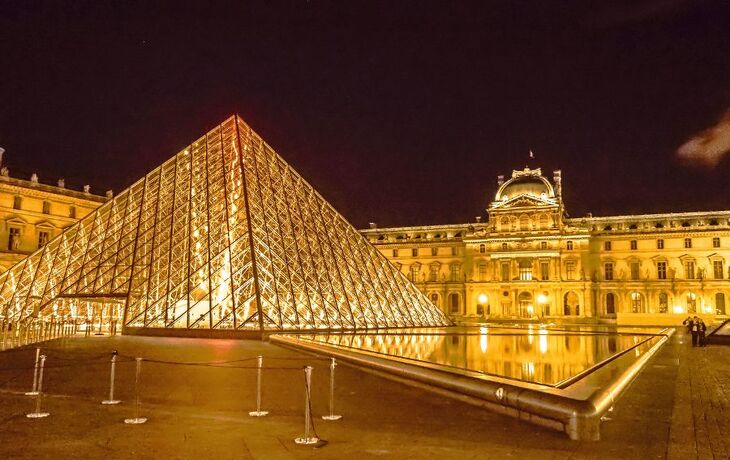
[496,172,554,201]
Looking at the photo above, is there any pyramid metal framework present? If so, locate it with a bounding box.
[0,116,448,331]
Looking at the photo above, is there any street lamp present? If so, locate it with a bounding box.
[537,293,548,317]
[477,293,489,318]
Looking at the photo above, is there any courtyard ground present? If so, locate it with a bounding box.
[0,329,727,460]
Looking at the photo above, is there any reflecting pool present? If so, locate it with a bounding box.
[293,324,668,387]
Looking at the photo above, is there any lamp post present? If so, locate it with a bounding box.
[477,293,489,319]
[537,294,548,318]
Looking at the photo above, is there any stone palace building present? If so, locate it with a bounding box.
[361,166,730,325]
[0,151,108,272]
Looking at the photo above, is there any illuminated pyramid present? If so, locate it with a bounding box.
[0,116,449,331]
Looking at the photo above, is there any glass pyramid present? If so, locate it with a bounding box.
[0,116,449,331]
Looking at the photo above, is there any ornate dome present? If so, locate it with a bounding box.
[495,168,555,202]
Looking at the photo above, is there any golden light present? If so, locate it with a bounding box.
[536,294,548,304]
[478,293,488,304]
[673,305,685,314]
[527,304,534,315]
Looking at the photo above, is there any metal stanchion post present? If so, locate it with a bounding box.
[26,355,49,418]
[124,358,147,424]
[102,351,121,405]
[1,320,7,351]
[295,366,319,445]
[249,355,268,417]
[25,347,41,396]
[322,357,342,421]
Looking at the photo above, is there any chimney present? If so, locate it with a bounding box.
[106,190,114,199]
[58,178,65,188]
[368,222,377,229]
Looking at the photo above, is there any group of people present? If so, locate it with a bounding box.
[683,316,708,347]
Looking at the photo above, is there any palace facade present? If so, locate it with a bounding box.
[0,153,107,272]
[361,166,730,325]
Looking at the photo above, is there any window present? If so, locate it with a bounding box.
[450,264,461,282]
[42,201,51,214]
[566,241,574,250]
[540,261,549,281]
[604,241,612,251]
[519,266,532,281]
[431,247,438,256]
[13,196,22,210]
[714,260,724,279]
[657,239,664,249]
[410,264,420,281]
[449,293,460,314]
[501,262,510,282]
[684,238,692,249]
[630,262,640,280]
[69,206,76,218]
[687,292,697,314]
[606,293,616,315]
[631,292,643,313]
[392,249,399,257]
[38,231,50,248]
[429,264,439,281]
[429,293,439,307]
[604,263,614,281]
[713,237,720,248]
[540,241,547,249]
[412,248,418,257]
[717,293,726,315]
[478,262,488,281]
[657,261,667,280]
[8,227,20,251]
[501,242,508,251]
[659,293,668,313]
[451,247,457,256]
[630,240,637,250]
[566,261,576,280]
[479,244,486,254]
[685,261,696,279]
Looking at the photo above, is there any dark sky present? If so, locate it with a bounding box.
[1,1,729,228]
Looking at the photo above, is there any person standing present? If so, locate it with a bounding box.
[699,319,707,347]
[690,316,700,347]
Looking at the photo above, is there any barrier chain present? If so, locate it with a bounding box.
[249,355,268,417]
[124,357,147,425]
[102,351,121,405]
[26,355,49,419]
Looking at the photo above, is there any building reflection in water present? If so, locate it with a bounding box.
[304,326,659,386]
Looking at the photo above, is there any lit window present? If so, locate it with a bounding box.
[38,231,50,248]
[714,260,724,279]
[13,196,22,210]
[540,261,549,281]
[604,263,614,281]
[658,293,668,313]
[685,261,696,279]
[412,248,418,257]
[631,292,643,313]
[657,239,664,249]
[713,237,720,248]
[8,227,20,251]
[479,244,486,254]
[657,261,667,279]
[684,238,692,249]
[431,247,438,256]
[566,241,574,250]
[566,261,576,280]
[630,262,640,280]
[540,241,547,250]
[630,240,637,250]
[604,241,612,251]
[42,201,51,214]
[393,249,399,257]
[519,260,532,281]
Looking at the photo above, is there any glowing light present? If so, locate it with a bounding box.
[527,304,534,315]
[673,305,685,314]
[536,294,548,304]
[478,293,488,304]
[539,329,548,354]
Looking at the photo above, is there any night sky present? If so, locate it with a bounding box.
[1,1,729,228]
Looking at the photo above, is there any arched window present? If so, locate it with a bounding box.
[519,214,530,231]
[539,214,549,229]
[687,292,697,314]
[630,292,644,313]
[606,293,616,315]
[448,293,460,314]
[564,292,580,316]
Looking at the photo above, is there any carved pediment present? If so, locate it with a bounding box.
[491,193,556,210]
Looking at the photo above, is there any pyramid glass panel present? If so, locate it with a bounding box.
[0,115,449,331]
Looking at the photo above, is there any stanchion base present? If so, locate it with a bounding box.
[248,411,269,417]
[102,400,121,405]
[294,437,319,445]
[322,414,342,421]
[26,412,49,418]
[24,391,39,396]
[124,417,147,424]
